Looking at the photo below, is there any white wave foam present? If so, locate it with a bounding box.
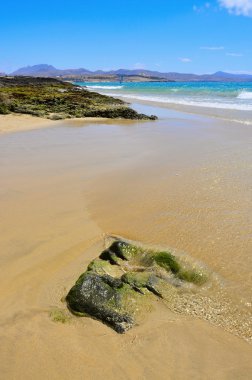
[237,91,252,100]
[104,93,252,111]
[86,85,124,90]
[228,119,252,126]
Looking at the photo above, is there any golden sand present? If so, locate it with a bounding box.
[0,109,251,379]
[0,114,59,134]
[0,114,110,134]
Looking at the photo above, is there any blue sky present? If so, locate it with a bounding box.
[1,0,252,74]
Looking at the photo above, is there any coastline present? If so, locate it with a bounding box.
[0,103,251,379]
[1,89,251,136]
[103,94,252,126]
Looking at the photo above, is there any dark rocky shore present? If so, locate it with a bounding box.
[0,76,157,120]
[66,238,208,333]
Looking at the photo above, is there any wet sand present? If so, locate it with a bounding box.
[0,114,109,134]
[0,106,251,379]
[0,114,60,134]
[115,95,252,126]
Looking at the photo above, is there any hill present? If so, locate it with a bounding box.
[10,65,252,82]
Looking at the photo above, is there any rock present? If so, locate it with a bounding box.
[66,272,134,333]
[66,238,208,333]
[109,241,130,260]
[121,272,165,297]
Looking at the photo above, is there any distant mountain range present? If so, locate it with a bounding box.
[7,64,252,82]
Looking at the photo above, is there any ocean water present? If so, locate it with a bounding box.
[76,81,252,115]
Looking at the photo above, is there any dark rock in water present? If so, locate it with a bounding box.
[66,272,134,333]
[99,241,136,264]
[66,238,208,333]
[109,241,129,260]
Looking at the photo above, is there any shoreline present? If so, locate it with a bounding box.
[97,93,252,126]
[1,95,251,137]
[0,114,115,135]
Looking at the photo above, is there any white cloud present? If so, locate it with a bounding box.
[218,0,252,16]
[200,46,225,50]
[179,58,192,63]
[226,52,243,56]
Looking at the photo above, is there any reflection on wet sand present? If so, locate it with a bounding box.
[0,106,251,379]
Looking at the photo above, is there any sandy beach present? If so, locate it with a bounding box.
[0,105,251,379]
[0,114,111,135]
[0,114,60,134]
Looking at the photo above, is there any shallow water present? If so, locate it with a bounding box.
[1,105,251,313]
[77,81,252,110]
[0,106,252,378]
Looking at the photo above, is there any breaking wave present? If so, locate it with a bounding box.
[237,91,252,100]
[104,93,252,111]
[86,85,124,90]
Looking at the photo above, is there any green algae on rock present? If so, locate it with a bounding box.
[66,238,208,333]
[0,76,157,120]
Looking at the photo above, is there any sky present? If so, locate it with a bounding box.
[1,0,252,74]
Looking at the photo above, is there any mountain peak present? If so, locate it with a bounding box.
[11,64,92,77]
[11,64,57,76]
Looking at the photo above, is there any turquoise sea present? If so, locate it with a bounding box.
[76,81,252,112]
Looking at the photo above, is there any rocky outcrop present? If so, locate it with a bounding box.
[66,238,208,333]
[0,76,157,120]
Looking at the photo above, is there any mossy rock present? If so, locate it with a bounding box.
[99,249,122,265]
[87,258,112,273]
[152,251,207,285]
[66,238,209,333]
[87,258,123,277]
[152,251,181,274]
[122,272,152,288]
[109,241,139,261]
[122,272,169,298]
[66,272,134,333]
[178,269,208,285]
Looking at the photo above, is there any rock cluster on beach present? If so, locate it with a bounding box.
[66,238,208,333]
[0,76,157,120]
